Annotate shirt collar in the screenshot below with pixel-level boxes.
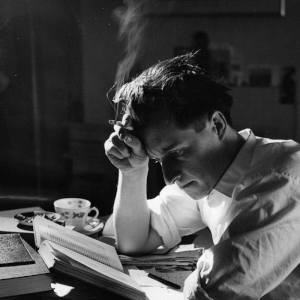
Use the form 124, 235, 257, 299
213, 129, 257, 198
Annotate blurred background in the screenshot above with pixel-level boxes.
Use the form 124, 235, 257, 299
0, 0, 299, 214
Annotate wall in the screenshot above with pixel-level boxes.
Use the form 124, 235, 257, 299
1, 0, 299, 200
0, 0, 82, 195
81, 0, 123, 128
82, 0, 300, 141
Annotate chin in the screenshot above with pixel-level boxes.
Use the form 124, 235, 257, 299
178, 181, 210, 200
184, 188, 208, 200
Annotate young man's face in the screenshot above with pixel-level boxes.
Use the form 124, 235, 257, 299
143, 115, 229, 200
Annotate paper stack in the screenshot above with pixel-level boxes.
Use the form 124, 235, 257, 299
119, 244, 204, 272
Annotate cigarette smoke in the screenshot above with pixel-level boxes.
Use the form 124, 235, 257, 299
113, 0, 155, 119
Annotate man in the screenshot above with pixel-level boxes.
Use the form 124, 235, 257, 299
104, 52, 300, 299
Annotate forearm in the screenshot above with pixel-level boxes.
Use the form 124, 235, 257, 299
104, 116, 161, 254
102, 215, 114, 237
113, 167, 151, 254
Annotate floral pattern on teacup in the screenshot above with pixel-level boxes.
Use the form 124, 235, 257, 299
73, 212, 85, 219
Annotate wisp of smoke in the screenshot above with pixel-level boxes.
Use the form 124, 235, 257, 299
112, 0, 152, 120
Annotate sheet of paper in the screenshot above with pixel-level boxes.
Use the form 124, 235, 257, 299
125, 266, 192, 289
148, 268, 192, 287
125, 266, 167, 288
142, 287, 183, 300
119, 243, 201, 263
142, 287, 172, 300
33, 216, 123, 272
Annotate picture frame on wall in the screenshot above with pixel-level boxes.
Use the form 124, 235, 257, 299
247, 64, 281, 87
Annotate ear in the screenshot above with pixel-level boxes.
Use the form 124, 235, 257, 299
210, 111, 227, 140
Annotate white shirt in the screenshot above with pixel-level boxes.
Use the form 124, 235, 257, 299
147, 129, 300, 299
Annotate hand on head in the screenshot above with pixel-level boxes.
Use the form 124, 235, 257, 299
105, 114, 149, 174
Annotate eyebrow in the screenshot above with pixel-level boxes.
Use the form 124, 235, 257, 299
147, 140, 183, 160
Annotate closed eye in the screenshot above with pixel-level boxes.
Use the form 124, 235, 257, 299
149, 148, 183, 163
170, 148, 183, 156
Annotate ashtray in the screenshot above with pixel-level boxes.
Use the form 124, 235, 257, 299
14, 211, 61, 227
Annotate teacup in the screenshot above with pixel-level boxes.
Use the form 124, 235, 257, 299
54, 198, 99, 232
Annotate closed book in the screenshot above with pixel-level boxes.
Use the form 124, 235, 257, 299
0, 233, 34, 266
0, 234, 53, 298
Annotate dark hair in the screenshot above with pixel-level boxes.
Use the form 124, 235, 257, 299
113, 52, 233, 133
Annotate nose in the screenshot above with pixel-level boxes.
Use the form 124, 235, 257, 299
161, 158, 181, 185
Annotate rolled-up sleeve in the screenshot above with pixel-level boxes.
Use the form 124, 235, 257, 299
147, 184, 206, 249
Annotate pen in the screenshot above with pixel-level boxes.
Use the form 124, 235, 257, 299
147, 273, 181, 290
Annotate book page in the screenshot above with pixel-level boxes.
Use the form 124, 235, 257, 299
33, 216, 123, 272
173, 244, 204, 256
39, 240, 143, 292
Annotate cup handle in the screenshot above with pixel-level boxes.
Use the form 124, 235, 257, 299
88, 206, 99, 219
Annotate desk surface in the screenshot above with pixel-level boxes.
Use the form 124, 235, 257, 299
5, 273, 184, 300
0, 206, 186, 300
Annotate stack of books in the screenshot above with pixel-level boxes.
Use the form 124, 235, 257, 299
0, 233, 53, 298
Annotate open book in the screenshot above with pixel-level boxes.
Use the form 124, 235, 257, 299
33, 216, 146, 300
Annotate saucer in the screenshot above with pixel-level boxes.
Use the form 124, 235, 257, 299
81, 217, 105, 235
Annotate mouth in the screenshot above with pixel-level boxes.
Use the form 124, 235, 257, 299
178, 181, 193, 190
178, 181, 202, 200
177, 181, 210, 200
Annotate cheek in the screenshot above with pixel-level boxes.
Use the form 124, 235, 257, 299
184, 149, 222, 180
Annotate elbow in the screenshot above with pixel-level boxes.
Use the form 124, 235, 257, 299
116, 241, 145, 256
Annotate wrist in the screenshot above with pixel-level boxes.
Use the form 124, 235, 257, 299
120, 164, 148, 180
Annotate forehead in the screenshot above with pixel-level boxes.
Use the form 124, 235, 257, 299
142, 119, 194, 158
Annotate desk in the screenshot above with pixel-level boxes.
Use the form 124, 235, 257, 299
0, 207, 189, 300
0, 206, 44, 247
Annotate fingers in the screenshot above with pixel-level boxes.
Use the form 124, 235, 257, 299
111, 130, 144, 156
113, 125, 128, 140
108, 120, 134, 131
122, 114, 134, 129
106, 115, 147, 166
183, 270, 213, 300
109, 114, 134, 140
109, 114, 134, 131
105, 128, 146, 163
105, 132, 130, 159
